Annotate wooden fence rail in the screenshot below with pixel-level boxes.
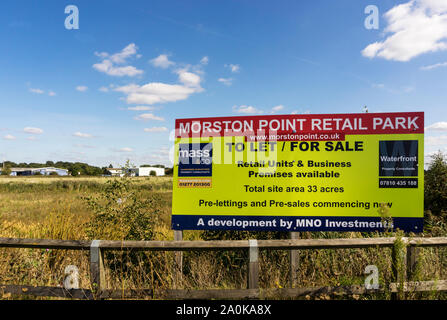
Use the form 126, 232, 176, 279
1, 236, 447, 300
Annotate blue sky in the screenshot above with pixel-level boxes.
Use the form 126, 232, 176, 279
1, 0, 447, 167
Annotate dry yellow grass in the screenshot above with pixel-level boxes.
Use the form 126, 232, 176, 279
0, 176, 446, 299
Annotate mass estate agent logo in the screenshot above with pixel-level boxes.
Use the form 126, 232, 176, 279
178, 143, 213, 177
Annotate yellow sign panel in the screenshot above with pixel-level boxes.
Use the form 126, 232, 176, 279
172, 112, 424, 232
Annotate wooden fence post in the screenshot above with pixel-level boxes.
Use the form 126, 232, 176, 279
173, 230, 183, 289
391, 238, 407, 300
406, 245, 419, 281
290, 232, 300, 288
248, 239, 259, 289
90, 240, 105, 298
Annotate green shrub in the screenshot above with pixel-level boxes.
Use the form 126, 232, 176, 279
83, 178, 158, 241
82, 177, 160, 278
0, 167, 11, 175
425, 152, 447, 215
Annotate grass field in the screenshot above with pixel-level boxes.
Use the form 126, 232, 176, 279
0, 176, 446, 299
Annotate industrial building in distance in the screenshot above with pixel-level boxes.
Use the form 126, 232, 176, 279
106, 167, 165, 177
0, 167, 69, 176
0, 166, 166, 177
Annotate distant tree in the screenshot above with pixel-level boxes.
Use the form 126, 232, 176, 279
141, 164, 165, 168
121, 159, 136, 177
5, 161, 16, 168
46, 161, 55, 167
425, 151, 447, 214
29, 163, 41, 168
108, 164, 113, 168
149, 170, 157, 176
70, 163, 82, 176
164, 167, 173, 175
1, 166, 11, 176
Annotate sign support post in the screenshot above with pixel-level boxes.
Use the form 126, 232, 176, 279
289, 232, 300, 287
173, 230, 183, 289
248, 239, 259, 289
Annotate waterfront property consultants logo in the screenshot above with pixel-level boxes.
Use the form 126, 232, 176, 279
379, 140, 418, 177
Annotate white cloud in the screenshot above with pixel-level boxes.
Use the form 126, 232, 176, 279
270, 105, 285, 113
112, 55, 205, 106
29, 88, 44, 94
177, 70, 202, 88
144, 127, 168, 132
23, 127, 43, 134
426, 122, 447, 131
93, 43, 143, 77
115, 70, 203, 105
150, 54, 175, 69
226, 64, 240, 73
94, 51, 109, 59
232, 105, 263, 114
73, 132, 93, 138
200, 56, 209, 65
218, 78, 233, 86
115, 147, 134, 153
93, 60, 143, 77
134, 113, 165, 121
48, 91, 56, 96
127, 106, 154, 111
425, 135, 447, 146
99, 86, 109, 92
76, 86, 88, 92
3, 134, 16, 140
362, 0, 447, 62
117, 83, 201, 105
95, 43, 138, 64
110, 43, 138, 63
420, 61, 447, 70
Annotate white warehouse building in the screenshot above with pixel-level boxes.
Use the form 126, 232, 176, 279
132, 167, 165, 177
107, 167, 165, 177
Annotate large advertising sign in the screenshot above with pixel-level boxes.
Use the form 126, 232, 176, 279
172, 112, 424, 232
